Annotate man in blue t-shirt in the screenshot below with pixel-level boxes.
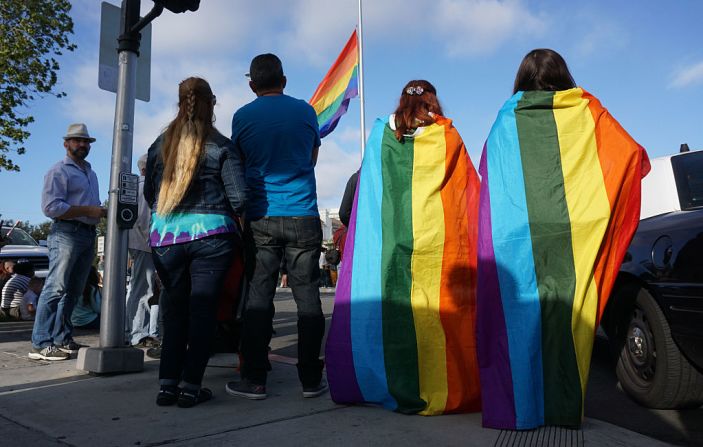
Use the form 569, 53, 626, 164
226, 53, 327, 401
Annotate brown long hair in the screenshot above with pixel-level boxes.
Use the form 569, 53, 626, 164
156, 77, 216, 215
513, 49, 576, 94
393, 80, 443, 142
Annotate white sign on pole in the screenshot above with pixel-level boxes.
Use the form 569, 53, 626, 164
98, 2, 151, 102
97, 236, 105, 256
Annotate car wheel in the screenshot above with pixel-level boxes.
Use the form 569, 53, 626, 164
615, 287, 703, 409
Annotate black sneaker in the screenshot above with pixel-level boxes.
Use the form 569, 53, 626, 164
28, 345, 70, 361
133, 337, 159, 348
156, 385, 180, 406
177, 387, 213, 408
225, 379, 267, 400
302, 378, 329, 398
58, 340, 87, 354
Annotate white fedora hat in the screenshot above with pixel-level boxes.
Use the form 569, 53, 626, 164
63, 123, 96, 142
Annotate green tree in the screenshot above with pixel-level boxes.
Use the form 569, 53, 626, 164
25, 220, 52, 242
0, 0, 76, 172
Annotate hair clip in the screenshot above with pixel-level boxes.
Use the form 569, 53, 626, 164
405, 86, 424, 96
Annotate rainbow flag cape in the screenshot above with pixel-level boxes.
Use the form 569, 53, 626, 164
476, 88, 650, 429
309, 30, 359, 138
325, 115, 482, 415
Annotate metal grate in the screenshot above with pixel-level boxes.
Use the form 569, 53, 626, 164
494, 426, 584, 447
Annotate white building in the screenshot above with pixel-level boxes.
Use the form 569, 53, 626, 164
319, 208, 340, 242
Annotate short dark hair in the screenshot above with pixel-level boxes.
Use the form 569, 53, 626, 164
513, 49, 576, 94
13, 259, 34, 277
248, 53, 284, 91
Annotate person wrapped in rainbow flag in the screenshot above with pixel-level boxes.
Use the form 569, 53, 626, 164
476, 49, 650, 429
325, 80, 482, 415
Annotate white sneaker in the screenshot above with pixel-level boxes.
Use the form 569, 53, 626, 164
28, 345, 70, 361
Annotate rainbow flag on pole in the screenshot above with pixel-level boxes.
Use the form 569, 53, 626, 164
476, 88, 649, 429
309, 30, 359, 138
325, 115, 482, 415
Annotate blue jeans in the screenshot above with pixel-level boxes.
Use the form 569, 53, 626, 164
152, 234, 237, 389
32, 221, 96, 348
240, 216, 324, 387
126, 249, 157, 344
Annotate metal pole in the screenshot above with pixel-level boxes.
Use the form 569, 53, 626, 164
357, 0, 366, 159
77, 0, 144, 373
101, 48, 137, 348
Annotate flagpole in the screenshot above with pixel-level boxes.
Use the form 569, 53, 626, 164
357, 0, 366, 159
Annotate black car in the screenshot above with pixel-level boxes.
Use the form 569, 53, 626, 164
602, 148, 703, 409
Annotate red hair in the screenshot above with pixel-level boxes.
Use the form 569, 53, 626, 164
393, 80, 443, 141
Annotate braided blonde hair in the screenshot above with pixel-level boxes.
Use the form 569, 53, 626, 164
156, 77, 215, 215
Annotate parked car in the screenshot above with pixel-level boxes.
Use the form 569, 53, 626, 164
602, 148, 703, 409
0, 226, 50, 278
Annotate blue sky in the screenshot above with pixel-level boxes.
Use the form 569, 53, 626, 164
2, 0, 703, 224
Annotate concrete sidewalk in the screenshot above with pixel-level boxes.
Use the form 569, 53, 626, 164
0, 295, 673, 447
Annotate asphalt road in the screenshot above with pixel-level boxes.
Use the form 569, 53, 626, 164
271, 289, 703, 447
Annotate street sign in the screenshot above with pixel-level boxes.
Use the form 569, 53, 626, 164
98, 2, 151, 102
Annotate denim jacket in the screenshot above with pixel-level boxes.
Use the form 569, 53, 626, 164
144, 131, 246, 217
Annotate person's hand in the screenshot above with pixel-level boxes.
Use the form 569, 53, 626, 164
86, 206, 107, 219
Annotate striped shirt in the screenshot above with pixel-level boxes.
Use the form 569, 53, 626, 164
1, 274, 31, 308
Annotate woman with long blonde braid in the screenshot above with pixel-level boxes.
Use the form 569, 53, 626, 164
144, 77, 246, 408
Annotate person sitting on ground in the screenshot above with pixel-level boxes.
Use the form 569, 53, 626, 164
70, 266, 101, 330
1, 259, 34, 321
20, 277, 44, 321
0, 260, 15, 292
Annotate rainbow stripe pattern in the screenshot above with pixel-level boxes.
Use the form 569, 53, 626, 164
476, 88, 649, 429
309, 30, 358, 138
325, 115, 482, 415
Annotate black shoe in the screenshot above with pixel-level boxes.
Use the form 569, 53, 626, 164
146, 346, 161, 359
156, 385, 180, 406
302, 378, 329, 398
225, 379, 267, 400
177, 387, 213, 408
58, 340, 88, 354
133, 337, 160, 348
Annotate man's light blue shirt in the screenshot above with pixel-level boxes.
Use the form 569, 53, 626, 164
41, 156, 101, 225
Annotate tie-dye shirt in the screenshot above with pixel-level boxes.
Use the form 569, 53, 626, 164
149, 212, 238, 247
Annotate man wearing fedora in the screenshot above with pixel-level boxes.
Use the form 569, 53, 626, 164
29, 123, 107, 361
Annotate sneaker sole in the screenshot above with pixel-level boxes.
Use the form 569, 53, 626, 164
225, 387, 267, 400
28, 353, 69, 361
302, 388, 329, 398
57, 348, 80, 354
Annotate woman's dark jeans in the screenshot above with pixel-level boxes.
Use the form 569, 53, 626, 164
241, 216, 324, 388
152, 234, 237, 389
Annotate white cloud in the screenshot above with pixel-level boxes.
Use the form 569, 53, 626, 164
274, 0, 547, 64
670, 61, 703, 88
570, 12, 628, 57
143, 0, 271, 57
282, 0, 358, 65
433, 0, 546, 56
315, 138, 361, 209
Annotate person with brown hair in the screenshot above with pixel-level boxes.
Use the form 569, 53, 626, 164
144, 76, 246, 408
476, 49, 648, 429
325, 80, 482, 415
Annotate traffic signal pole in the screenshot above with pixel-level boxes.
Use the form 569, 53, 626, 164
78, 0, 160, 373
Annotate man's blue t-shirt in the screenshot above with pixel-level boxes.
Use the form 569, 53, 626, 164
231, 94, 321, 219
